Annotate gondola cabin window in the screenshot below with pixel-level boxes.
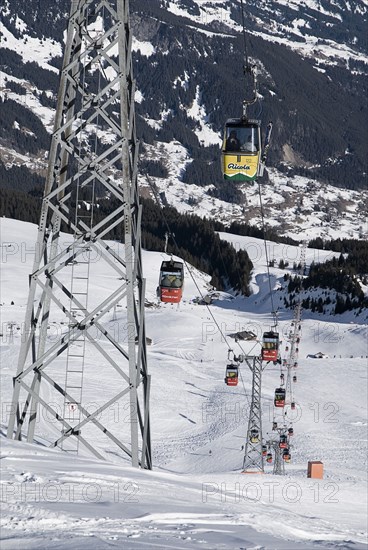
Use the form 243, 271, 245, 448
160, 271, 182, 289
159, 261, 184, 303
225, 126, 259, 153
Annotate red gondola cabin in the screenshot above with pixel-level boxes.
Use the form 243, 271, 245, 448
225, 364, 239, 386
274, 387, 286, 408
159, 260, 184, 303
261, 331, 279, 362
279, 435, 288, 449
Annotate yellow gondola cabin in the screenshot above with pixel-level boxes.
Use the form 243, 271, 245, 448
222, 118, 261, 182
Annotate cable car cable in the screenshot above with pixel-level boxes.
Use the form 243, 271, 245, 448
146, 176, 256, 409
240, 0, 249, 67
238, 0, 296, 456
146, 175, 234, 351
257, 181, 278, 328
238, 366, 252, 410
239, 0, 258, 114
234, 3, 278, 332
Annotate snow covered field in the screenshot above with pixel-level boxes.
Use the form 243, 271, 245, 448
0, 217, 367, 549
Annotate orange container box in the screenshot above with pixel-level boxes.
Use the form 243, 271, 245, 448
307, 461, 324, 479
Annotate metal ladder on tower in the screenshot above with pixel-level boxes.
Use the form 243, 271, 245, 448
60, 35, 97, 448
62, 249, 91, 451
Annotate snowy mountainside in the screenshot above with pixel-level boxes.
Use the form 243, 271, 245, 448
165, 0, 368, 67
0, 217, 367, 549
218, 231, 368, 321
0, 0, 367, 236
142, 161, 368, 240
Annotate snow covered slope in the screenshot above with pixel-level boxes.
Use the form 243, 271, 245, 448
0, 217, 367, 549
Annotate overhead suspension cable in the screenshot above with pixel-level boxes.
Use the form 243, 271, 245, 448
145, 176, 262, 386
240, 0, 249, 66
238, 362, 252, 409
146, 176, 233, 349
257, 181, 278, 328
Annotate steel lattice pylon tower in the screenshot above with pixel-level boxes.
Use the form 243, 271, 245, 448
270, 438, 285, 475
265, 429, 287, 475
7, 0, 151, 469
242, 356, 266, 473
